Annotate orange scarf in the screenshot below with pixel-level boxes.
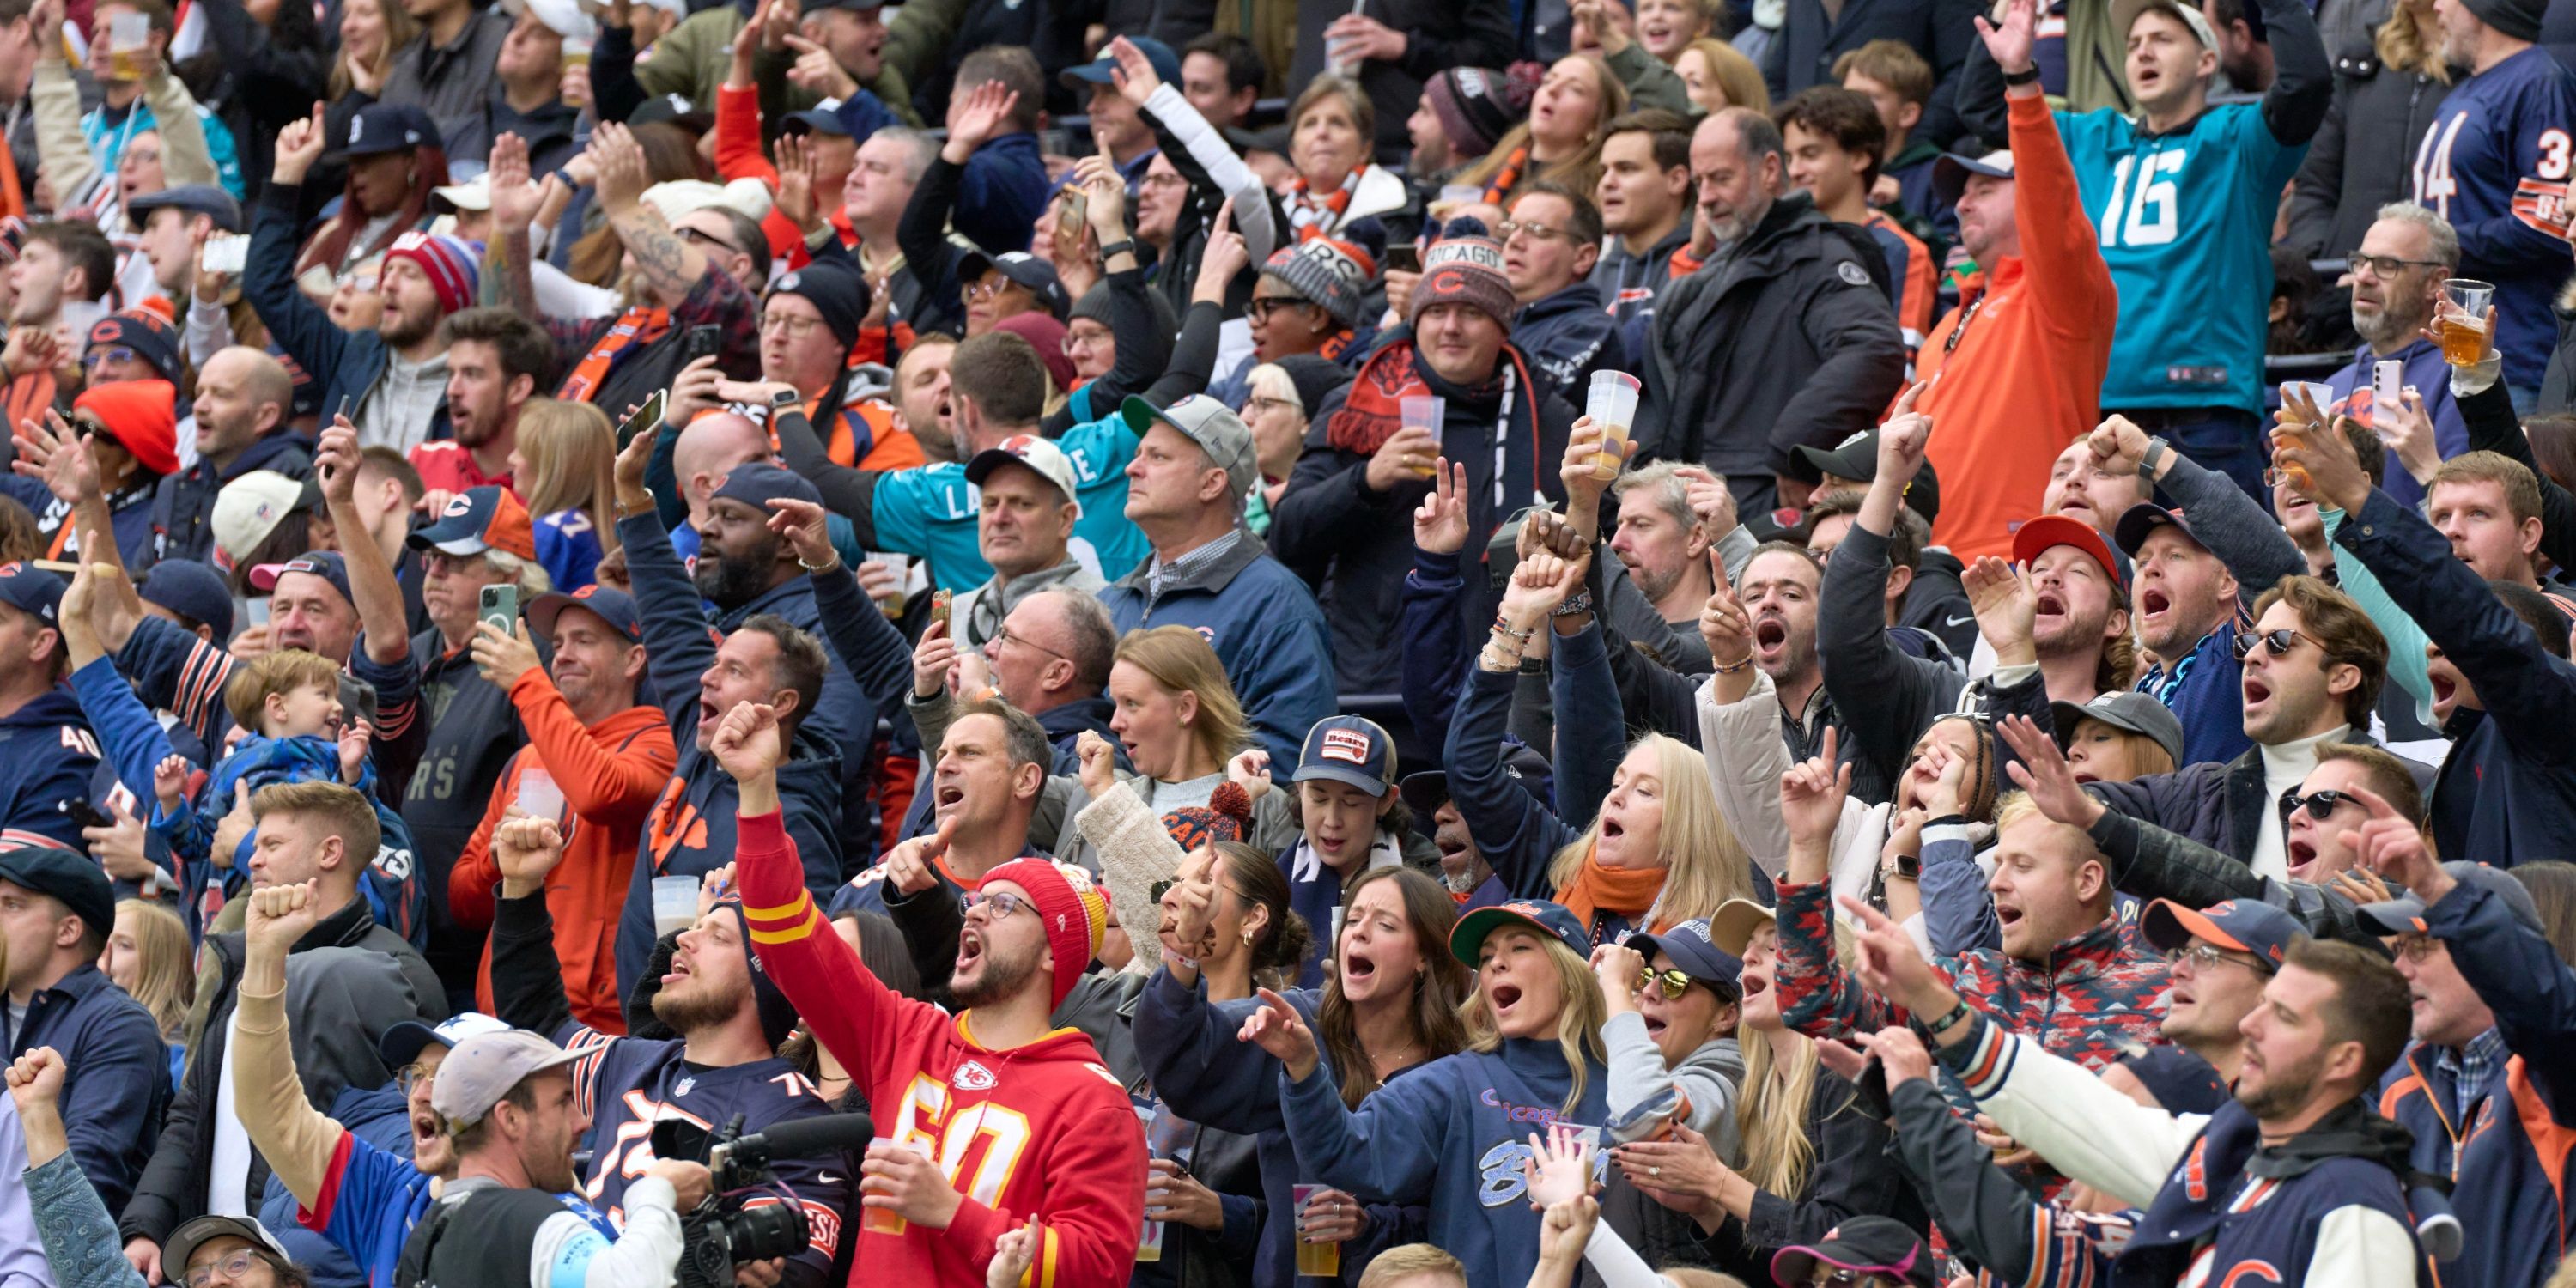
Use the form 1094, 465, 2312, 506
1553, 841, 1672, 939
556, 307, 672, 404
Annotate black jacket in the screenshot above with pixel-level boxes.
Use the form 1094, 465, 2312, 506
2280, 0, 2454, 259
119, 896, 445, 1248
1688, 1066, 1925, 1283
1267, 0, 1517, 161
2085, 726, 2399, 863
1269, 338, 1576, 694
1635, 193, 1905, 499
2085, 808, 2379, 948
1764, 0, 1983, 152
151, 431, 312, 566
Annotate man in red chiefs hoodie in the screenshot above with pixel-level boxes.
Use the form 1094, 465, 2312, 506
719, 698, 1145, 1287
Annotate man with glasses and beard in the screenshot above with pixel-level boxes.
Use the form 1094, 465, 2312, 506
2314, 205, 2465, 507
483, 813, 850, 1288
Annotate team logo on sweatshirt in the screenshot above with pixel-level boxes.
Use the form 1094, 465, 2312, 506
954, 1060, 998, 1091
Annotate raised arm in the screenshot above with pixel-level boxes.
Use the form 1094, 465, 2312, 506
483, 131, 544, 319
593, 122, 708, 309
319, 421, 410, 666
229, 882, 345, 1212
2253, 0, 2330, 147
1443, 549, 1588, 898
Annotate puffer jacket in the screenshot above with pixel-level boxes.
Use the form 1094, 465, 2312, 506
1772, 879, 2170, 1075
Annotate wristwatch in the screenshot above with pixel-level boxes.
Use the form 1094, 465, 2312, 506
614, 488, 657, 519
769, 386, 803, 411
2139, 436, 2172, 479
2002, 64, 2042, 86
1099, 239, 1137, 261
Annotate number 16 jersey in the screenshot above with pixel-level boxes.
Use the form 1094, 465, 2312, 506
2061, 101, 2305, 417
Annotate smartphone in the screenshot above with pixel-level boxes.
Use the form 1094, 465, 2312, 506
1384, 243, 1421, 275
2373, 360, 2403, 413
479, 584, 519, 636
617, 389, 670, 447
1057, 191, 1088, 242
679, 325, 722, 367
248, 596, 272, 629
62, 799, 112, 830
201, 234, 248, 276
929, 588, 951, 634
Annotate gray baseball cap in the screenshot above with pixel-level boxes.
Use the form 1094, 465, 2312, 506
163, 1216, 290, 1281
2359, 862, 2546, 937
430, 1030, 584, 1131
2051, 691, 2187, 770
1123, 394, 1258, 499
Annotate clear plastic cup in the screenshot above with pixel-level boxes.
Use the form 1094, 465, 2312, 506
1586, 371, 1642, 481
651, 875, 699, 938
1293, 1185, 1341, 1277
1399, 396, 1443, 478
514, 768, 565, 824
864, 1137, 935, 1235
2442, 279, 2495, 364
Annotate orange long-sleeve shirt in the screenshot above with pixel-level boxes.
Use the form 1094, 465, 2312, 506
451, 671, 677, 1033
1915, 90, 2120, 561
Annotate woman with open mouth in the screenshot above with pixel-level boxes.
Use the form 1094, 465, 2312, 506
1608, 898, 1916, 1285
1133, 866, 1472, 1288
1450, 545, 1762, 947
1449, 54, 1631, 208
1589, 921, 1750, 1268
1253, 898, 1610, 1288
1059, 626, 1256, 875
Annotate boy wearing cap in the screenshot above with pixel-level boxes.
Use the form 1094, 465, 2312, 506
449, 586, 677, 1033
722, 702, 1147, 1288
1955, 0, 2329, 500
1270, 714, 1415, 986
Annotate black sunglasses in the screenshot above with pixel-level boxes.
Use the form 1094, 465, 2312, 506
2231, 627, 2315, 661
2277, 787, 2357, 823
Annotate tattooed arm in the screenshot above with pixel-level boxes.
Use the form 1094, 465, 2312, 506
486, 132, 544, 317
589, 121, 708, 310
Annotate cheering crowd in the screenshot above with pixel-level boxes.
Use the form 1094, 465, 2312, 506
0, 0, 2572, 1281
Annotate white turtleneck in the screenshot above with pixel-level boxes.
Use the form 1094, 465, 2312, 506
2252, 726, 2350, 880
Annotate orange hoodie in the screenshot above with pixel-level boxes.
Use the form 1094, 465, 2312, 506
450, 674, 677, 1033
1915, 90, 2120, 562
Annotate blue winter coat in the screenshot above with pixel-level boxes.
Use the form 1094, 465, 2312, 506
1098, 532, 1337, 769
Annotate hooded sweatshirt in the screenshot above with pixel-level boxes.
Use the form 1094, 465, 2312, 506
1277, 1035, 1611, 1288
736, 811, 1149, 1288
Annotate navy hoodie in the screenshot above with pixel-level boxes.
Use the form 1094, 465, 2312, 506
1511, 280, 1626, 401
2336, 487, 2576, 865
1278, 1032, 1609, 1288
0, 687, 100, 848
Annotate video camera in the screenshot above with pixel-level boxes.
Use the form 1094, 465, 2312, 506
651, 1110, 873, 1288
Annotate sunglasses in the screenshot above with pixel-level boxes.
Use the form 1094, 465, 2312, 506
1634, 966, 1697, 999
2231, 627, 2316, 661
2277, 787, 2357, 823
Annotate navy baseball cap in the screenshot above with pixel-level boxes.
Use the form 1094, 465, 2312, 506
2113, 501, 2210, 558
1062, 35, 1181, 90
1450, 898, 1591, 966
378, 1012, 514, 1069
2360, 862, 2547, 936
330, 102, 441, 161
0, 561, 64, 624
141, 559, 235, 639
248, 551, 353, 605
408, 486, 538, 561
2142, 897, 2305, 969
957, 250, 1071, 319
1625, 917, 1744, 992
1771, 1216, 1935, 1288
0, 839, 114, 943
780, 107, 851, 137
1295, 715, 1396, 798
712, 462, 823, 511
527, 585, 645, 643
126, 183, 242, 234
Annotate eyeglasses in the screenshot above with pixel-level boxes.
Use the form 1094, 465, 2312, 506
962, 890, 1034, 920
2231, 627, 2316, 661
991, 625, 1066, 661
183, 1249, 265, 1288
83, 346, 136, 368
2168, 943, 2272, 976
964, 277, 1018, 302
1633, 965, 1697, 999
1061, 327, 1113, 354
758, 311, 827, 337
1498, 218, 1574, 243
2277, 787, 2359, 823
1242, 395, 1300, 418
1247, 297, 1316, 321
677, 225, 745, 258
2392, 933, 2442, 963
396, 1060, 438, 1095
2349, 252, 2445, 278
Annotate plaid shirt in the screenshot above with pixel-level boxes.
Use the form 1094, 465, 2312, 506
1147, 528, 1245, 604
2433, 1026, 2508, 1124
1773, 878, 2172, 1074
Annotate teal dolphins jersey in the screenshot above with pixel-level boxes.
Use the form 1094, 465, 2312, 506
2060, 102, 2306, 415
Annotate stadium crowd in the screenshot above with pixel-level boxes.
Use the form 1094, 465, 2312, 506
0, 0, 2573, 1281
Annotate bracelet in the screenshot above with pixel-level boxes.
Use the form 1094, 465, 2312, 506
1914, 997, 1971, 1037
1712, 655, 1753, 674
799, 554, 841, 573
2001, 64, 2042, 85
1492, 617, 1535, 641
1098, 239, 1136, 261
1549, 592, 1595, 618
613, 489, 656, 519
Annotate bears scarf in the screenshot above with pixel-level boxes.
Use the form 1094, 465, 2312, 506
1326, 337, 1545, 515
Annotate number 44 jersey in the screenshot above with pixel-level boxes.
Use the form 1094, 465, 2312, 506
2412, 45, 2576, 392
2060, 100, 2306, 419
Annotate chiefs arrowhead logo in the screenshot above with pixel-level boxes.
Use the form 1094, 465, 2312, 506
953, 1060, 997, 1091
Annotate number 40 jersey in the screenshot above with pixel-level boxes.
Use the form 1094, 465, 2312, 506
2061, 100, 2306, 419
2412, 45, 2576, 392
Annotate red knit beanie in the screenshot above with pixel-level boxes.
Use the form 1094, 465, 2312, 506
73, 379, 179, 477
978, 859, 1110, 1010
